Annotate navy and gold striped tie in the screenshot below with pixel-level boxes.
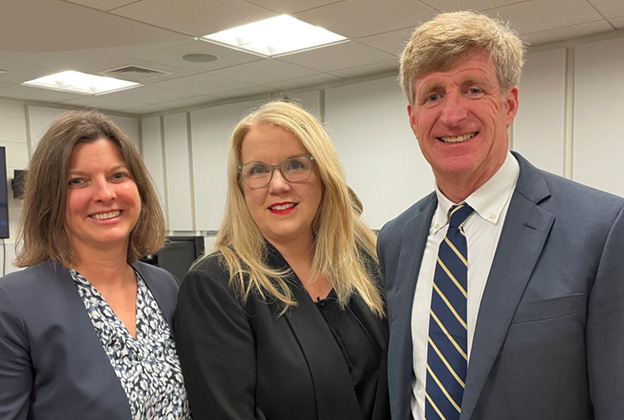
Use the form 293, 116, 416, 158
425, 204, 473, 420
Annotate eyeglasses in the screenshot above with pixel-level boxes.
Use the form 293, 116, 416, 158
238, 155, 315, 189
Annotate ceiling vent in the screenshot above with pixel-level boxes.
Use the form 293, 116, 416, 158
100, 65, 171, 82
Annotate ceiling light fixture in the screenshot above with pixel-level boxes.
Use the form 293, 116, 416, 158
200, 15, 348, 57
21, 71, 142, 95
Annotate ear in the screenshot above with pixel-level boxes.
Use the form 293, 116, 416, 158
505, 86, 519, 127
407, 104, 417, 135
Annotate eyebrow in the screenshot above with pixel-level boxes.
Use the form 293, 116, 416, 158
67, 164, 129, 175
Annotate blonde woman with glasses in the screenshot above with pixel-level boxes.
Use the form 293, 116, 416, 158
175, 101, 390, 420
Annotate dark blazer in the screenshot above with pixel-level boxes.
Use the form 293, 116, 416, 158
378, 152, 624, 420
0, 261, 180, 420
175, 246, 390, 420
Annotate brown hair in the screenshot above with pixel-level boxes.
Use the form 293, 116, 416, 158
400, 10, 527, 105
208, 100, 384, 317
16, 109, 165, 267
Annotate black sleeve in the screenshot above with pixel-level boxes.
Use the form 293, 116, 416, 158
174, 257, 258, 419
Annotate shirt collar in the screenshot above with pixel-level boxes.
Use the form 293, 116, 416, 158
432, 151, 519, 232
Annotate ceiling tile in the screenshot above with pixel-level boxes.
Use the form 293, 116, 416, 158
0, 0, 187, 53
265, 73, 344, 90
243, 0, 343, 14
64, 0, 138, 11
60, 96, 147, 112
587, 0, 624, 18
277, 41, 395, 72
209, 59, 320, 85
486, 0, 603, 35
293, 0, 436, 39
112, 0, 276, 37
106, 85, 200, 104
329, 60, 398, 79
419, 0, 525, 12
524, 20, 614, 45
158, 96, 222, 109
151, 72, 255, 95
0, 85, 84, 102
356, 27, 414, 55
133, 39, 264, 72
611, 16, 624, 29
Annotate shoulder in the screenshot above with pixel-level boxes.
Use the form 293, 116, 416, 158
179, 252, 236, 298
0, 262, 68, 299
378, 192, 436, 241
515, 154, 624, 222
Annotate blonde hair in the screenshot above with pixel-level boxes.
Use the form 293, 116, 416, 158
208, 101, 384, 317
400, 10, 527, 105
16, 109, 165, 267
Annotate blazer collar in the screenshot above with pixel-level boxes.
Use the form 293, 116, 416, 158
460, 152, 554, 420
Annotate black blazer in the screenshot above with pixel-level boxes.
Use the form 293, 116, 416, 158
175, 246, 390, 420
0, 261, 180, 420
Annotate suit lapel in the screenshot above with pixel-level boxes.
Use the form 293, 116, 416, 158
460, 153, 555, 420
268, 249, 363, 420
388, 194, 437, 420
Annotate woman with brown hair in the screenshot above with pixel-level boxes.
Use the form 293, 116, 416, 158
175, 101, 389, 420
0, 110, 191, 420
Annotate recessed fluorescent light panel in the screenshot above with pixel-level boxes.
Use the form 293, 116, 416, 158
201, 15, 348, 57
22, 71, 142, 95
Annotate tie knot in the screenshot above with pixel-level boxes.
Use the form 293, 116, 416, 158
448, 204, 473, 229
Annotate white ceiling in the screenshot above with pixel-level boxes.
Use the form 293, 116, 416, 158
0, 0, 622, 116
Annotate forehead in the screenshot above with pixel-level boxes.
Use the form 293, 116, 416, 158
69, 137, 126, 168
241, 123, 306, 161
415, 50, 499, 91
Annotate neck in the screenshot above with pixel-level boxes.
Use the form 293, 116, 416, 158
72, 246, 133, 289
435, 155, 506, 203
268, 234, 315, 267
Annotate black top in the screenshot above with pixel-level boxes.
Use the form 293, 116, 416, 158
175, 247, 390, 420
316, 289, 382, 420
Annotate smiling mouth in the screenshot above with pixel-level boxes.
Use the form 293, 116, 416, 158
90, 210, 121, 220
438, 132, 478, 143
269, 203, 296, 211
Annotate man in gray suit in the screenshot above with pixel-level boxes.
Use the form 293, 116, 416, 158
377, 11, 624, 420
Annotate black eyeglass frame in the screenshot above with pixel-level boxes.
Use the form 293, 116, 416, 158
237, 155, 315, 189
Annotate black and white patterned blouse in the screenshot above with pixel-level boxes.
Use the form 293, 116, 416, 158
71, 269, 191, 420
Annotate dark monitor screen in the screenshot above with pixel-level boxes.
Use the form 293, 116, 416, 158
0, 147, 9, 239
142, 236, 205, 282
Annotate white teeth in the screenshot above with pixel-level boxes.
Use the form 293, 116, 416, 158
270, 203, 295, 211
91, 211, 120, 220
440, 133, 477, 143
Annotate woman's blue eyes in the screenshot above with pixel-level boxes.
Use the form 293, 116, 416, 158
249, 165, 269, 175
286, 160, 306, 170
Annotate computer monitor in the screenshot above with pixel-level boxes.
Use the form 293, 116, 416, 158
0, 148, 9, 239
142, 236, 205, 282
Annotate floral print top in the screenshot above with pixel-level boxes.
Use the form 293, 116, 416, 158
70, 269, 191, 420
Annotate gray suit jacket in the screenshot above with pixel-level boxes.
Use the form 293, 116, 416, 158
377, 152, 624, 420
0, 261, 179, 420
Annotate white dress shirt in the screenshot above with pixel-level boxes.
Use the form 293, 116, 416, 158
410, 152, 520, 419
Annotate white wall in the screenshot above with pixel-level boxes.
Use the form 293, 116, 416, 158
573, 36, 624, 197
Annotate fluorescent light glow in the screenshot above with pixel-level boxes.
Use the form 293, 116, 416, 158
201, 15, 348, 57
21, 71, 142, 95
